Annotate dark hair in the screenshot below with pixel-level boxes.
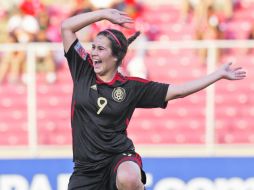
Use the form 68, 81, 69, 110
97, 29, 140, 66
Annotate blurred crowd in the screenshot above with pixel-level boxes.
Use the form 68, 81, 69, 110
0, 0, 148, 84
181, 0, 254, 64
0, 0, 61, 84
182, 0, 238, 64
0, 0, 253, 84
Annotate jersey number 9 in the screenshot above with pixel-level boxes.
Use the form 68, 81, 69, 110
97, 97, 108, 114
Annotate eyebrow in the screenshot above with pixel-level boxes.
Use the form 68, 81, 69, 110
92, 44, 106, 48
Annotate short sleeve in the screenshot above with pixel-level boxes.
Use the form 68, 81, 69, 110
135, 81, 169, 108
64, 39, 93, 82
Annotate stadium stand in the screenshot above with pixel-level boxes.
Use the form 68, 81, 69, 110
0, 1, 253, 147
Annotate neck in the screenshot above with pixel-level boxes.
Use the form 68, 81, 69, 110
97, 69, 118, 83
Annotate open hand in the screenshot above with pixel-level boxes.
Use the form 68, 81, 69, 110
219, 62, 246, 80
102, 9, 134, 28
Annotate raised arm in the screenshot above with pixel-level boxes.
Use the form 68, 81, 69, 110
61, 9, 134, 53
165, 62, 246, 101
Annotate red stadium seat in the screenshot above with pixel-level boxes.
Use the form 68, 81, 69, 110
0, 2, 254, 147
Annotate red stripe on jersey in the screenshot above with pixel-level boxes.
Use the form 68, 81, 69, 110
87, 54, 93, 67
126, 76, 150, 84
96, 72, 127, 85
95, 73, 149, 86
71, 100, 76, 120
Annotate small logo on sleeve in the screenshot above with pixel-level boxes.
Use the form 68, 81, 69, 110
112, 87, 126, 102
74, 42, 87, 60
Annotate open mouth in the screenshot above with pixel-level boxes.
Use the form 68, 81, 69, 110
94, 60, 102, 64
93, 60, 103, 70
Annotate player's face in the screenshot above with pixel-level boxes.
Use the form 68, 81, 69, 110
91, 35, 117, 76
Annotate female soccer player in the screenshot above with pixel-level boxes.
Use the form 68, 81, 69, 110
61, 9, 246, 190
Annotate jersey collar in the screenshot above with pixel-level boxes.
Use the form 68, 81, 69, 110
96, 72, 127, 86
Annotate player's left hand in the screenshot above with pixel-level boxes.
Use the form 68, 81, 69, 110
219, 62, 246, 80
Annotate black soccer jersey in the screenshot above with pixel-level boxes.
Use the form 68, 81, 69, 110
64, 39, 169, 171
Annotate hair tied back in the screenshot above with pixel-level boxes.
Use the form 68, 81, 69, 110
127, 31, 141, 46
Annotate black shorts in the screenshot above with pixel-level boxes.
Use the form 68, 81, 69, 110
68, 151, 146, 190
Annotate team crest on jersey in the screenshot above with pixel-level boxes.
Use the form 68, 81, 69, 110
112, 87, 126, 102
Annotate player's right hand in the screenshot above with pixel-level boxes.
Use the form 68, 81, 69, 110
101, 9, 134, 29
